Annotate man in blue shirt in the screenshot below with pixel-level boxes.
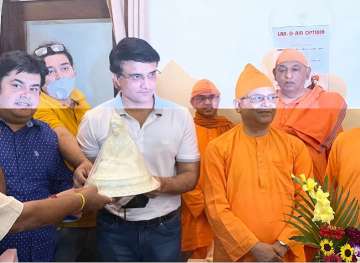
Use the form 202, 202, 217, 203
0, 50, 73, 261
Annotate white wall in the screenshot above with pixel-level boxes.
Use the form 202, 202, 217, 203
146, 0, 360, 108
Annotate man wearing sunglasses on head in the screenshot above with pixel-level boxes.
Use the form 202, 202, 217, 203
33, 42, 95, 262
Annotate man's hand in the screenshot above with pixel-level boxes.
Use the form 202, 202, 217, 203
250, 242, 283, 262
76, 185, 112, 214
0, 167, 5, 194
73, 159, 92, 187
272, 241, 288, 258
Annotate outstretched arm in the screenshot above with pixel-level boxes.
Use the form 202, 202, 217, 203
11, 185, 111, 233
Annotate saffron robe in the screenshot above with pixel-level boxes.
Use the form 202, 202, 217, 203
326, 128, 360, 223
181, 113, 233, 255
203, 124, 313, 261
272, 85, 346, 183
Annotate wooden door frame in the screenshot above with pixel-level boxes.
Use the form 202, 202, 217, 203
0, 0, 128, 53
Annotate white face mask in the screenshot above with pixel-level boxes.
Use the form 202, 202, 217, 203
46, 77, 75, 100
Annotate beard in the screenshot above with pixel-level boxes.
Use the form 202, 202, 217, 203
197, 107, 218, 118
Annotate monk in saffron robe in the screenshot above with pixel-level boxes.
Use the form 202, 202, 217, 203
326, 128, 360, 222
203, 64, 313, 262
181, 79, 234, 259
272, 49, 346, 183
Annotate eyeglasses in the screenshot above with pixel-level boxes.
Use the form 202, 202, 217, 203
34, 44, 65, 57
118, 70, 161, 82
241, 94, 279, 104
193, 94, 220, 103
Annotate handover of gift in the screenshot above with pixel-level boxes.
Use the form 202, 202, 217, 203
85, 111, 160, 198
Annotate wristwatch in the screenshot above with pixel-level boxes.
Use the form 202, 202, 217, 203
279, 240, 288, 247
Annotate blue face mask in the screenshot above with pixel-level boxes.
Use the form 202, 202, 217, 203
46, 77, 76, 100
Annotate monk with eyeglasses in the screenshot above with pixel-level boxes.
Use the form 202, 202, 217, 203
181, 79, 233, 260
202, 64, 313, 262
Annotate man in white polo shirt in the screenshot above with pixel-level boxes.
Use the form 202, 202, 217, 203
77, 37, 200, 262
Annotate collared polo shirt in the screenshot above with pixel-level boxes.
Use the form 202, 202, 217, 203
77, 95, 199, 221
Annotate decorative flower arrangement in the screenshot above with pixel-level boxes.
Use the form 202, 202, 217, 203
288, 174, 360, 262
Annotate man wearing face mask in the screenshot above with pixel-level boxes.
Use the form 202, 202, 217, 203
33, 42, 95, 261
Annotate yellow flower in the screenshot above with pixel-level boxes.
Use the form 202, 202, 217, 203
320, 239, 334, 256
312, 187, 334, 224
302, 177, 317, 192
340, 244, 354, 262
314, 187, 330, 203
313, 203, 334, 224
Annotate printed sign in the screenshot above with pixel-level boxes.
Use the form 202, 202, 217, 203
272, 25, 330, 74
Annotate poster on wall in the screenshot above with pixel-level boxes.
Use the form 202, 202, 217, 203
272, 25, 330, 75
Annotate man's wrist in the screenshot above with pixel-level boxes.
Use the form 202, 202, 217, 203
77, 158, 88, 166
278, 240, 288, 247
75, 192, 86, 211
153, 176, 166, 193
277, 240, 289, 254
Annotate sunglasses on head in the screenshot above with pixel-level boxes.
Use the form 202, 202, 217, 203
34, 44, 65, 57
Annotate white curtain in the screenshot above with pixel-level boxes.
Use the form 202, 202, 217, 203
127, 0, 146, 38
106, 0, 146, 43
106, 0, 127, 43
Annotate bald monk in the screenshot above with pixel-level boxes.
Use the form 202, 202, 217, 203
272, 49, 346, 183
326, 128, 360, 222
181, 79, 234, 259
203, 64, 313, 262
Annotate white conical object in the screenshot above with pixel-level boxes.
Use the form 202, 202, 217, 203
86, 110, 160, 197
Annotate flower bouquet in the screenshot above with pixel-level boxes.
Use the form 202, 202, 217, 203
288, 174, 359, 262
